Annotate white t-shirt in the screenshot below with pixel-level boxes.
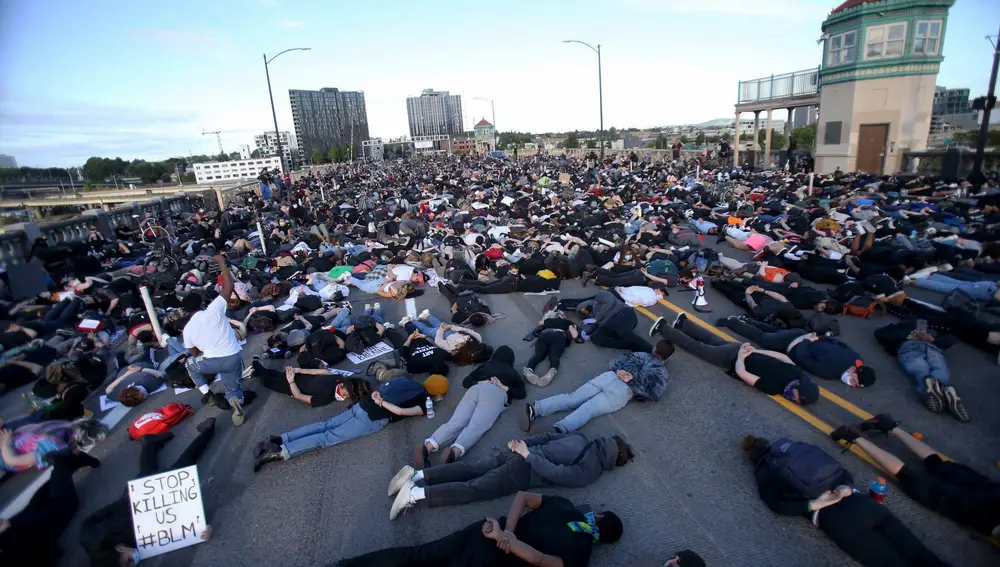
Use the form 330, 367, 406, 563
615, 286, 660, 307
183, 296, 241, 358
391, 265, 415, 281
487, 226, 510, 240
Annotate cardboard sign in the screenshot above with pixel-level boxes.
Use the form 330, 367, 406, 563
346, 341, 394, 364
558, 173, 571, 183
128, 465, 207, 560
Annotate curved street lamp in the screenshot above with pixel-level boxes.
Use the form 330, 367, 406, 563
562, 40, 604, 159
264, 48, 311, 172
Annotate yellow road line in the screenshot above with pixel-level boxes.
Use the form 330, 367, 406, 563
635, 302, 889, 473
657, 298, 874, 419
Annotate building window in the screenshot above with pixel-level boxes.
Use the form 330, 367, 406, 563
865, 22, 907, 59
828, 31, 856, 66
824, 121, 843, 145
914, 20, 941, 55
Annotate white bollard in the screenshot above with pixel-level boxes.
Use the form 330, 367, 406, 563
139, 286, 165, 344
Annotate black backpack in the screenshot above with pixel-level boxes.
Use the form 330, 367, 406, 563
762, 438, 852, 499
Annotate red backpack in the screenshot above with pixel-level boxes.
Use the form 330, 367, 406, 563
128, 403, 194, 440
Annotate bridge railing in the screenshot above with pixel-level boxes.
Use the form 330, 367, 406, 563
559, 148, 707, 161
738, 68, 820, 104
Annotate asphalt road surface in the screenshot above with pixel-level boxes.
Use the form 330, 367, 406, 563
2, 244, 998, 567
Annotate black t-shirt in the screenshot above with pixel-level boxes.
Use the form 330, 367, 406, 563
543, 318, 573, 332
407, 338, 447, 370
741, 353, 802, 395
785, 286, 827, 310
259, 371, 340, 407
0, 330, 31, 350
358, 392, 427, 422
513, 496, 593, 567
0, 363, 37, 388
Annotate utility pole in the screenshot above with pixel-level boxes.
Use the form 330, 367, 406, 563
972, 25, 1000, 180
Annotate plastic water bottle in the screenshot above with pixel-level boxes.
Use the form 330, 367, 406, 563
425, 397, 435, 419
869, 477, 888, 503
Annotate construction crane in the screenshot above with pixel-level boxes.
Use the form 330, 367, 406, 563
201, 129, 261, 156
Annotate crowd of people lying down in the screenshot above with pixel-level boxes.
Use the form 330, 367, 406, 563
1, 152, 999, 567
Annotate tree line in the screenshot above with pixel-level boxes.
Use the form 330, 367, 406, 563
310, 144, 354, 164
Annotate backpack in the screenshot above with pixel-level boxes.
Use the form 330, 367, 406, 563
843, 296, 884, 318
128, 403, 194, 440
646, 259, 678, 277
295, 294, 322, 312
379, 377, 425, 405
762, 438, 852, 499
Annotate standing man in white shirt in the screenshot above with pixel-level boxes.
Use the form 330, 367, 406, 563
183, 254, 254, 425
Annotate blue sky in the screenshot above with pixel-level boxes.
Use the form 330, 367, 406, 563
1, 0, 998, 166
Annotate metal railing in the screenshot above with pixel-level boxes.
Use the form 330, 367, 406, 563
738, 68, 820, 104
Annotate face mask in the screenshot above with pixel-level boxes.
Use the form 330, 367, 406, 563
782, 380, 800, 402
840, 368, 855, 386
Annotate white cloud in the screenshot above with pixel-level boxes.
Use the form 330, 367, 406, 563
616, 0, 831, 19
278, 20, 303, 29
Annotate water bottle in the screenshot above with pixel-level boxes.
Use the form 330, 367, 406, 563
869, 477, 888, 503
425, 397, 435, 419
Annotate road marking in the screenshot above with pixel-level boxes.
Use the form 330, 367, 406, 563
635, 301, 903, 474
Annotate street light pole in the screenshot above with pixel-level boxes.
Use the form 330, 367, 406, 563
264, 48, 311, 174
563, 40, 605, 160
972, 26, 1000, 180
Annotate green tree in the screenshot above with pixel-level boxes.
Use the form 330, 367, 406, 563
311, 148, 326, 164
607, 126, 620, 141
328, 146, 341, 163
562, 131, 581, 149
720, 132, 733, 141
585, 139, 598, 149
790, 124, 817, 149
679, 134, 690, 144
757, 129, 787, 151
654, 134, 668, 150
228, 151, 241, 161
695, 132, 706, 145
250, 148, 262, 159
181, 172, 196, 183
216, 152, 229, 162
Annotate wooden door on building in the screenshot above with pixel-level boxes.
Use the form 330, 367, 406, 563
856, 124, 889, 174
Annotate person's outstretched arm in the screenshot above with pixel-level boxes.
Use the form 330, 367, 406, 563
502, 491, 544, 534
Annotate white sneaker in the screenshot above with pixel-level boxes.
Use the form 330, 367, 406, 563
399, 316, 412, 326
388, 465, 415, 496
418, 309, 431, 321
389, 481, 416, 520
373, 303, 381, 312
364, 304, 371, 312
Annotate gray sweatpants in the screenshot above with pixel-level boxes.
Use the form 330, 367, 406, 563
428, 383, 506, 455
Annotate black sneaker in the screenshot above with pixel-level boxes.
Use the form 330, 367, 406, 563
715, 317, 731, 328
241, 391, 258, 406
942, 386, 970, 422
519, 402, 536, 432
649, 317, 665, 338
829, 424, 860, 448
859, 414, 899, 437
672, 312, 687, 330
923, 377, 944, 413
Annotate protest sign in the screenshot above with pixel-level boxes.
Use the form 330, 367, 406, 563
128, 465, 207, 560
558, 173, 571, 183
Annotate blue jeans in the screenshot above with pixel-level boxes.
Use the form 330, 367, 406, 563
414, 314, 454, 340
185, 351, 245, 402
348, 276, 385, 294
331, 309, 352, 333
533, 371, 632, 432
365, 306, 385, 324
280, 403, 387, 457
897, 340, 950, 395
914, 274, 997, 301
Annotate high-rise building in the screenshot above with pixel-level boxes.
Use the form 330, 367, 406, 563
406, 89, 464, 137
930, 86, 976, 134
289, 88, 370, 164
253, 131, 298, 168
0, 154, 17, 168
792, 106, 817, 128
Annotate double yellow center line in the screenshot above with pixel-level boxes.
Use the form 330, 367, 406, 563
632, 297, 952, 474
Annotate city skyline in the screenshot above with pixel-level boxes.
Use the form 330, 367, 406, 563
1, 0, 997, 166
